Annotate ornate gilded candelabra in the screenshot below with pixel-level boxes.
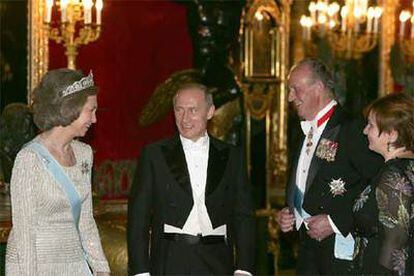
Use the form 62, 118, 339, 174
300, 0, 382, 59
43, 0, 103, 69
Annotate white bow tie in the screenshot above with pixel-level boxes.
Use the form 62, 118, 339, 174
183, 143, 207, 151
300, 120, 318, 136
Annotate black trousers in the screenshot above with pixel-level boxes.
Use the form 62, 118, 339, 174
160, 236, 233, 275
296, 225, 354, 275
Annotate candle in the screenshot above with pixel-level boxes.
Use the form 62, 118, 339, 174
353, 7, 362, 33
300, 16, 312, 40
45, 0, 53, 22
359, 0, 368, 16
373, 7, 382, 34
95, 0, 103, 25
366, 7, 374, 33
328, 2, 340, 19
309, 2, 317, 24
300, 15, 307, 39
60, 0, 69, 22
340, 6, 347, 32
83, 0, 93, 24
400, 11, 411, 38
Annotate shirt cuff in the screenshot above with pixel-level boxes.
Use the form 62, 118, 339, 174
327, 215, 340, 234
235, 269, 253, 276
133, 273, 150, 276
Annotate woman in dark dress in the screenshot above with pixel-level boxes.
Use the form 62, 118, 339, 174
353, 93, 414, 275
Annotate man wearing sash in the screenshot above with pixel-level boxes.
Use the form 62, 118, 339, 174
276, 58, 382, 274
127, 83, 255, 275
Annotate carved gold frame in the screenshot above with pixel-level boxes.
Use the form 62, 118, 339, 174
379, 0, 398, 96
241, 0, 290, 208
241, 1, 291, 271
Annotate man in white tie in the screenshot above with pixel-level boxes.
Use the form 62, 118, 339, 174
276, 58, 382, 274
127, 83, 255, 275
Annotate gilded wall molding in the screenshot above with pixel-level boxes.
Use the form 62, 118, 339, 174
241, 0, 290, 208
28, 0, 49, 105
379, 0, 398, 96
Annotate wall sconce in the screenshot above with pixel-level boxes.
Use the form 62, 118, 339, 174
44, 0, 103, 69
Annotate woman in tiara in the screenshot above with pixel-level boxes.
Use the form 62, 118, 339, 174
5, 69, 110, 275
352, 93, 414, 275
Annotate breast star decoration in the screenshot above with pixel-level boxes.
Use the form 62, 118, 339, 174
81, 161, 90, 175
316, 138, 338, 162
329, 178, 346, 197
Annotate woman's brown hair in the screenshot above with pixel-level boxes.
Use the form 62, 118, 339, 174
33, 69, 97, 131
365, 93, 414, 151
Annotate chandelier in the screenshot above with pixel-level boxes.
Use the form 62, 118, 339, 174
300, 0, 382, 59
44, 0, 103, 69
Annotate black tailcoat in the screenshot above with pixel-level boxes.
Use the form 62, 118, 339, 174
127, 136, 255, 275
286, 107, 382, 274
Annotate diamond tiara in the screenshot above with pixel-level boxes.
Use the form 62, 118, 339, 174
61, 71, 94, 98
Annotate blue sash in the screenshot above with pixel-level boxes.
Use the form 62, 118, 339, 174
28, 141, 82, 228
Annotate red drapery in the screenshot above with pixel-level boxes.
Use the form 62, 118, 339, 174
49, 0, 193, 199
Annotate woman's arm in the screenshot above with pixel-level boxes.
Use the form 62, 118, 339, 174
9, 149, 40, 275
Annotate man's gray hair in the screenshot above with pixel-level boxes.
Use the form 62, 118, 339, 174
294, 58, 335, 97
173, 83, 214, 107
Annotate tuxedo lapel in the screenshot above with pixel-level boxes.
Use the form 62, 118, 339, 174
287, 133, 305, 206
205, 138, 230, 196
161, 136, 192, 195
305, 108, 344, 193
304, 153, 322, 193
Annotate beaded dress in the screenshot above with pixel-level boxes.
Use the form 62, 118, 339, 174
5, 137, 109, 275
353, 158, 414, 275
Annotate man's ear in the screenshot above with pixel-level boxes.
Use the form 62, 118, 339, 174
207, 105, 215, 120
314, 79, 325, 93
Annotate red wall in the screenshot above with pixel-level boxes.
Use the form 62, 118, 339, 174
49, 0, 193, 198
49, 0, 192, 162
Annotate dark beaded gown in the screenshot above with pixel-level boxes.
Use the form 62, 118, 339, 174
353, 158, 414, 276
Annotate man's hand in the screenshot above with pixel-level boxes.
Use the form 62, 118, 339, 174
305, 214, 334, 241
276, 207, 295, 232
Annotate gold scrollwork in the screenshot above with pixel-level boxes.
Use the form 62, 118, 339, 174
328, 32, 378, 60
243, 83, 274, 120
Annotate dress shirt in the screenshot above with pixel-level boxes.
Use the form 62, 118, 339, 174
295, 100, 338, 230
